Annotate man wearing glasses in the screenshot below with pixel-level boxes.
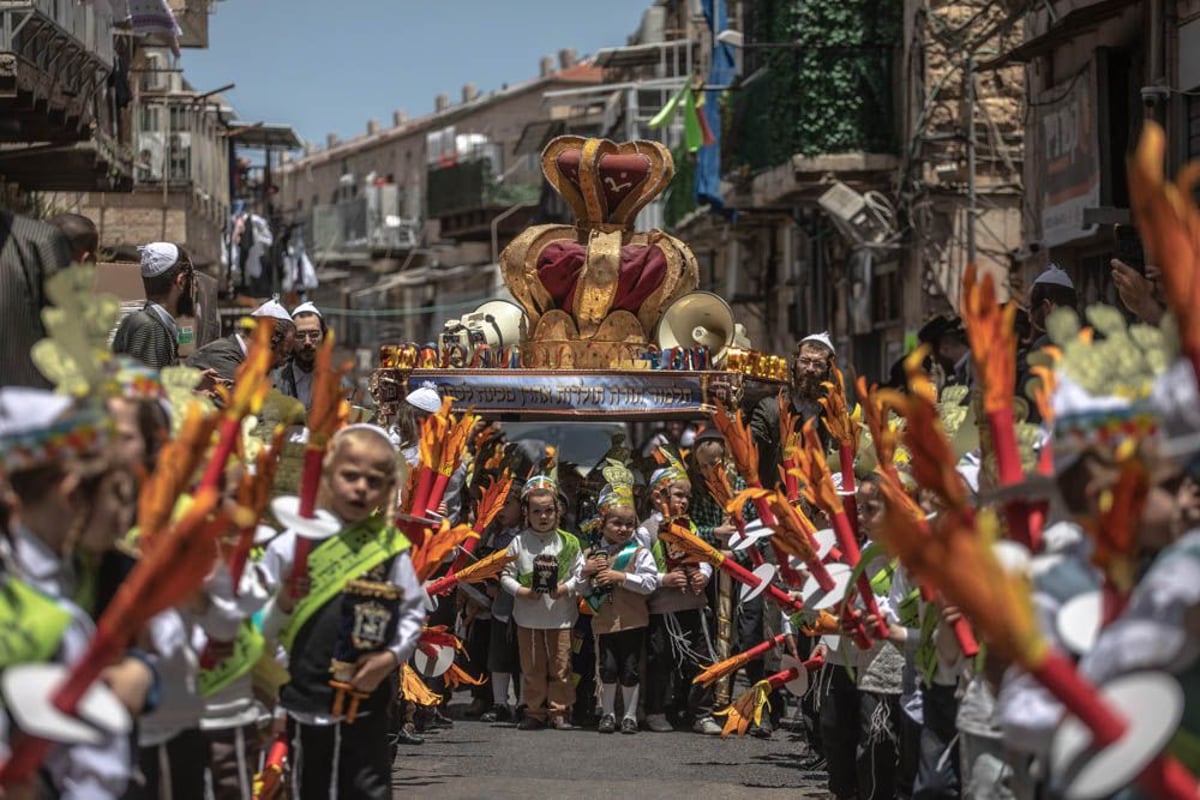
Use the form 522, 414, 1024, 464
750, 332, 836, 484
277, 301, 324, 409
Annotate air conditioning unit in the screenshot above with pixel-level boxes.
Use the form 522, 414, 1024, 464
817, 181, 892, 247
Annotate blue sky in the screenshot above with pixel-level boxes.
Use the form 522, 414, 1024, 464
183, 0, 655, 146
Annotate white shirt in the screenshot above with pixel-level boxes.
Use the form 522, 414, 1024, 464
499, 528, 584, 630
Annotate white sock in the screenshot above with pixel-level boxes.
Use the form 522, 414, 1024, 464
492, 672, 511, 706
620, 684, 639, 721
600, 683, 618, 716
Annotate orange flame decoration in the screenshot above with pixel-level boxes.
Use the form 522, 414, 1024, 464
859, 377, 900, 481
819, 364, 859, 451
765, 491, 820, 562
1129, 121, 1200, 370
307, 330, 352, 453
714, 679, 773, 738
799, 609, 840, 636
399, 663, 442, 706
793, 421, 843, 516
239, 426, 285, 520
1029, 351, 1061, 428
960, 263, 1018, 415
877, 483, 1045, 666
893, 359, 971, 514
438, 407, 480, 478
1088, 451, 1149, 595
711, 400, 760, 488
137, 402, 217, 547
416, 403, 450, 479
419, 625, 463, 651
431, 547, 515, 594
444, 662, 487, 690
411, 520, 479, 582
703, 463, 739, 517
659, 520, 722, 566
473, 470, 514, 533
777, 393, 803, 458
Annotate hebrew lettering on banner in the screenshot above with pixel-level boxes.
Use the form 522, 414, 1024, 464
417, 373, 705, 414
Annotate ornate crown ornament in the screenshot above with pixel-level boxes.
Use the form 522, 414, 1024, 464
500, 136, 699, 369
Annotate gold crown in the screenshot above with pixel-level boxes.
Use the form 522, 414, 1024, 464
501, 136, 699, 368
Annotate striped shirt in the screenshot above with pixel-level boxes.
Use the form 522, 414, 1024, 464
111, 303, 179, 370
0, 212, 73, 388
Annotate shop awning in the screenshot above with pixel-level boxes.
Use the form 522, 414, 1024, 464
978, 0, 1140, 70
226, 122, 301, 150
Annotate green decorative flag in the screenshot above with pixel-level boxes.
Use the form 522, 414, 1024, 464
649, 83, 716, 153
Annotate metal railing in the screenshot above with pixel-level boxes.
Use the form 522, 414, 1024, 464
302, 184, 420, 260
0, 0, 115, 67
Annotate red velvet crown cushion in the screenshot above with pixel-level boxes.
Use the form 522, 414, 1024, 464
535, 240, 668, 315
555, 151, 652, 220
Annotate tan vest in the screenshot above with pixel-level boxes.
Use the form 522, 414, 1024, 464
592, 582, 650, 634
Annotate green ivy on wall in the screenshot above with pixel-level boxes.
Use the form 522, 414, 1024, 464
727, 0, 902, 173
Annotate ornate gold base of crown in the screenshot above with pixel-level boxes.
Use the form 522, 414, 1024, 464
523, 309, 650, 370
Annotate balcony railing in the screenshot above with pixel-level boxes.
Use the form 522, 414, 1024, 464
426, 157, 541, 219
1, 0, 115, 68
304, 184, 420, 261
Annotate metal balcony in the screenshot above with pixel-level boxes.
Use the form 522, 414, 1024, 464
426, 157, 542, 240
304, 184, 420, 264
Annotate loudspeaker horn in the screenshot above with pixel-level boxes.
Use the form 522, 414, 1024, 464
655, 291, 736, 364
444, 299, 528, 350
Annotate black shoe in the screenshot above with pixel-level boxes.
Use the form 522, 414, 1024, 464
432, 709, 454, 728
598, 713, 616, 734
750, 718, 774, 739
390, 727, 425, 746
517, 717, 545, 731
480, 704, 513, 723
620, 717, 638, 734
464, 697, 489, 718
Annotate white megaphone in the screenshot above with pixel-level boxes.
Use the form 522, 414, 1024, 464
655, 291, 736, 365
443, 299, 528, 352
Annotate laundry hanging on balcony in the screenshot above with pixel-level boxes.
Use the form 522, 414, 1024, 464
648, 81, 715, 154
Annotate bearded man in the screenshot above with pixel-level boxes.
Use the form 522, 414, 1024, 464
749, 332, 836, 486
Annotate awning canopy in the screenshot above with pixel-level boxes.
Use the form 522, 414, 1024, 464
226, 122, 301, 150
514, 119, 566, 155
978, 0, 1140, 70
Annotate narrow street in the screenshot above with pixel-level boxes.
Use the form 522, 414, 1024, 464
390, 696, 828, 799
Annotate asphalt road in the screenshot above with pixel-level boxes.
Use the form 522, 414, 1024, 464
390, 693, 829, 799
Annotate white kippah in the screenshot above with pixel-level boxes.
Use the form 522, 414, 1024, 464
292, 301, 322, 319
1033, 263, 1074, 290
405, 381, 442, 414
251, 298, 293, 323
800, 331, 836, 356
138, 242, 179, 278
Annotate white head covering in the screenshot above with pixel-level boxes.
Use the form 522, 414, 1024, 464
800, 331, 836, 356
1033, 263, 1074, 290
405, 381, 442, 414
251, 298, 293, 323
292, 301, 322, 319
138, 242, 179, 278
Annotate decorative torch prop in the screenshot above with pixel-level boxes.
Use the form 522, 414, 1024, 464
881, 381, 1199, 800
713, 654, 825, 739
271, 331, 351, 599
1128, 121, 1200, 383
960, 264, 1037, 551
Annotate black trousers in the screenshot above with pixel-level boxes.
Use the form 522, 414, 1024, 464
464, 615, 492, 701
913, 683, 961, 800
819, 665, 860, 800
597, 627, 645, 686
130, 728, 208, 800
486, 615, 520, 674
645, 610, 715, 720
289, 711, 392, 800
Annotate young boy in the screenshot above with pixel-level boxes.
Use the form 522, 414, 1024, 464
479, 484, 523, 723
499, 476, 584, 731
581, 469, 658, 734
638, 464, 719, 735
261, 424, 424, 799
